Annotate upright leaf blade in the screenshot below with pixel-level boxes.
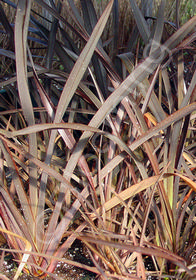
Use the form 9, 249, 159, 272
15, 0, 38, 220
129, 0, 150, 44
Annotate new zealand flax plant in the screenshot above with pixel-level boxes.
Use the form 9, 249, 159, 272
0, 0, 196, 279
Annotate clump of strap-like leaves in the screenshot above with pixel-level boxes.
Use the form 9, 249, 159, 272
0, 0, 196, 279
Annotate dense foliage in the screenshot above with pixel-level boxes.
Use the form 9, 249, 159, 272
0, 0, 196, 279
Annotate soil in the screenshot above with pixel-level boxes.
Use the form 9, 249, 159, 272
0, 240, 96, 280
